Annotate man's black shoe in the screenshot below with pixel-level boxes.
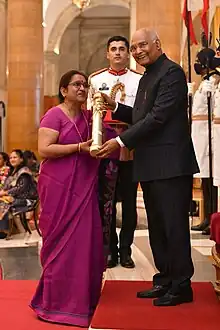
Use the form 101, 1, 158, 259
137, 285, 170, 299
120, 255, 135, 268
153, 287, 193, 306
202, 226, 210, 235
107, 255, 118, 268
191, 218, 209, 231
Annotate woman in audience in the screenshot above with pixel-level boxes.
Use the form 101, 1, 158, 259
23, 150, 39, 178
0, 149, 38, 239
0, 152, 10, 188
31, 70, 115, 328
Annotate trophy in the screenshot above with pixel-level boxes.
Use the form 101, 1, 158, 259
90, 92, 105, 157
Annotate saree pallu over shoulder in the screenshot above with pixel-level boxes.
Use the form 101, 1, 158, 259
30, 108, 104, 328
3, 166, 33, 190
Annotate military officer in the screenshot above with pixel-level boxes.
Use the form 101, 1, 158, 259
190, 47, 219, 234
213, 45, 220, 198
88, 36, 142, 268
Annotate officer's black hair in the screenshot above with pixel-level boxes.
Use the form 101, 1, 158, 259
107, 36, 129, 51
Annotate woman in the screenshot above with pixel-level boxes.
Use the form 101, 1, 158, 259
23, 150, 39, 178
0, 149, 38, 238
30, 70, 105, 327
0, 152, 10, 188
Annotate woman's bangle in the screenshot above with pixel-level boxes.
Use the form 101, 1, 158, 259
78, 143, 81, 153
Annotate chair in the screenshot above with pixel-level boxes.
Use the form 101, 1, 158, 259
8, 200, 41, 238
192, 178, 204, 224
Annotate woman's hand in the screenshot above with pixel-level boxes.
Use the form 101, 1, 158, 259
0, 190, 7, 197
79, 139, 93, 153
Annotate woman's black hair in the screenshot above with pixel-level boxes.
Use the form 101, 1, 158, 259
58, 70, 88, 103
8, 149, 26, 176
23, 150, 37, 161
0, 152, 9, 166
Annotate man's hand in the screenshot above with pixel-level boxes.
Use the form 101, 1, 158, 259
96, 138, 120, 158
101, 93, 117, 111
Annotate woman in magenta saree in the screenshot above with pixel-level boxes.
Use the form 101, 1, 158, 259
30, 70, 104, 327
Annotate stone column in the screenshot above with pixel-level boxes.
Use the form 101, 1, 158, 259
136, 0, 181, 64
0, 0, 6, 102
6, 0, 43, 155
44, 51, 59, 97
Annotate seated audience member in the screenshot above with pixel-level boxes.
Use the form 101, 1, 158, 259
23, 150, 39, 177
0, 149, 38, 239
0, 152, 10, 188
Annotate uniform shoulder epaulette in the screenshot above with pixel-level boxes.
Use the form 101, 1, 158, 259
129, 68, 143, 75
89, 68, 108, 81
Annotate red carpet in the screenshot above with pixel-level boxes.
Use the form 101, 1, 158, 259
91, 280, 220, 330
0, 281, 87, 329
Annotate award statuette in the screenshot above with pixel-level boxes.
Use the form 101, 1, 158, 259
90, 92, 104, 157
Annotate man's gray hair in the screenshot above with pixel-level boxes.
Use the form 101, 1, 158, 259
145, 29, 159, 42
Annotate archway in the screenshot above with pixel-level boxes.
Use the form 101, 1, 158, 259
58, 5, 130, 78
44, 0, 130, 53
43, 0, 130, 106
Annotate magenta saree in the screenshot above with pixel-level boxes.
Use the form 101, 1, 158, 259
30, 107, 104, 327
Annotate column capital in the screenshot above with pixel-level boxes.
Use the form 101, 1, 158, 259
44, 51, 60, 64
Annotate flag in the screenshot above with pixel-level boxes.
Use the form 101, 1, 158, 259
182, 0, 198, 45
201, 0, 209, 39
188, 0, 203, 11
209, 0, 220, 32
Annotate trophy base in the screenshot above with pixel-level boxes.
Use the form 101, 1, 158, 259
90, 145, 101, 157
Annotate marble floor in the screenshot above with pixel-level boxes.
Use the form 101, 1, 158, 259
0, 225, 215, 283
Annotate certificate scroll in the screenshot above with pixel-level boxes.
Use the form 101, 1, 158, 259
90, 92, 104, 157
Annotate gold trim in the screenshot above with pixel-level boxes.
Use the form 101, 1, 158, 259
192, 115, 209, 121
110, 82, 126, 103
88, 68, 108, 81
214, 118, 220, 124
129, 68, 142, 75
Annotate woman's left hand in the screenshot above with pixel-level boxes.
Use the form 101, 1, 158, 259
0, 190, 7, 197
80, 139, 93, 153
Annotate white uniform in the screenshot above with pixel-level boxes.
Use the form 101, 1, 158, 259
88, 68, 142, 161
88, 68, 141, 109
213, 80, 220, 186
191, 76, 217, 178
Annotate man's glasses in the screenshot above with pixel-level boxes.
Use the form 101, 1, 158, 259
68, 81, 90, 89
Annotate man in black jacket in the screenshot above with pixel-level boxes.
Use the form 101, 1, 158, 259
97, 28, 199, 306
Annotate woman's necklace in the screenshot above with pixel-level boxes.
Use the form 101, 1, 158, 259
64, 104, 90, 142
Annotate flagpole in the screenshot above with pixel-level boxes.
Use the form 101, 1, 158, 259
186, 0, 193, 135
185, 0, 194, 218
205, 52, 214, 216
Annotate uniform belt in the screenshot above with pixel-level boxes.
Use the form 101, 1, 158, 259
192, 115, 220, 123
192, 115, 209, 121
214, 117, 220, 124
